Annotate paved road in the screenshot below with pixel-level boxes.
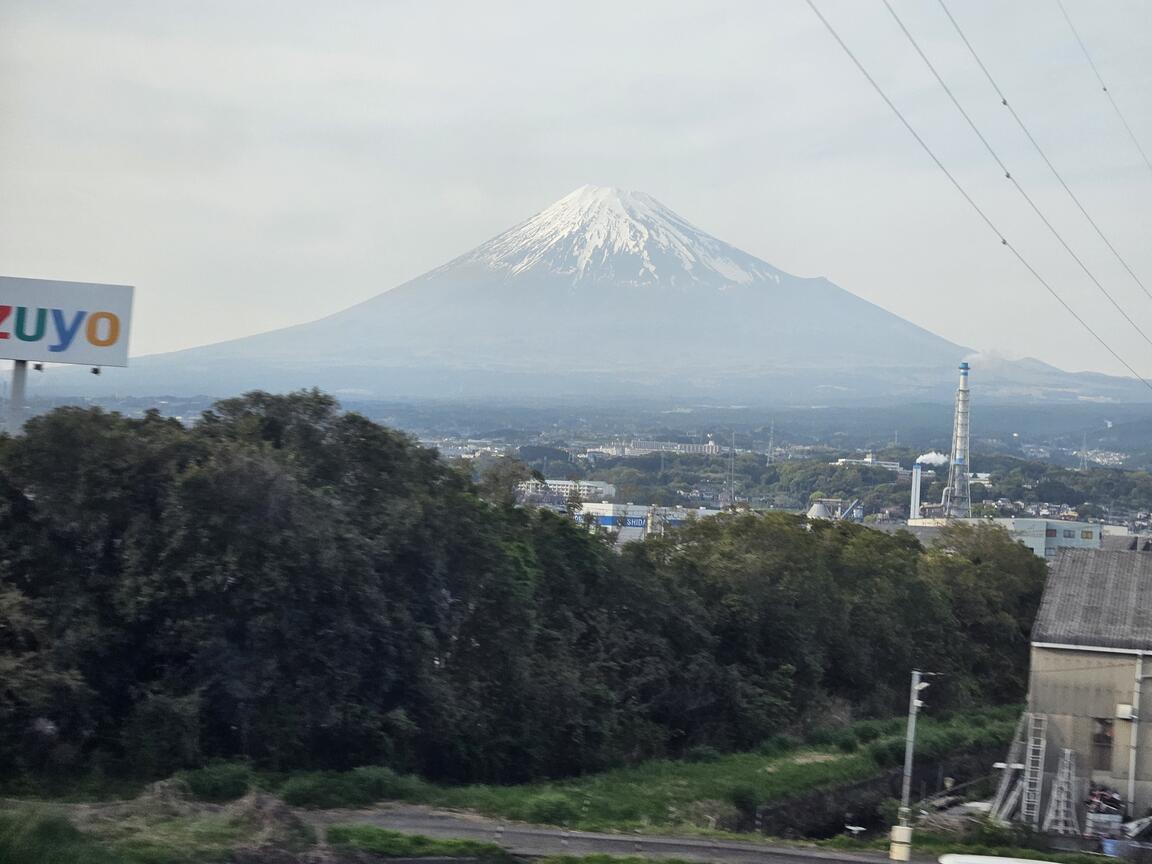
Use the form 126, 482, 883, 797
306, 803, 895, 864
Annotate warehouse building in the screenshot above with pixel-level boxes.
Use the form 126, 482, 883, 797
991, 549, 1152, 832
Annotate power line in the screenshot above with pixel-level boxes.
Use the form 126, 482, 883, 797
881, 0, 1152, 354
937, 0, 1152, 304
1056, 0, 1152, 180
802, 0, 1152, 392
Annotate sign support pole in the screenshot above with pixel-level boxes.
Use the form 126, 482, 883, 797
7, 359, 27, 435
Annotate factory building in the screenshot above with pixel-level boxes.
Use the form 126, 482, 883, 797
990, 517, 1101, 559
572, 502, 722, 544
902, 362, 1102, 559
989, 549, 1152, 831
901, 517, 1101, 559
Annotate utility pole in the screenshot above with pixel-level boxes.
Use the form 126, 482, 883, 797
890, 669, 932, 861
1127, 655, 1150, 816
6, 359, 27, 435
729, 431, 736, 509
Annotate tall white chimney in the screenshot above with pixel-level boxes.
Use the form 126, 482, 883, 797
910, 461, 922, 519
941, 362, 972, 519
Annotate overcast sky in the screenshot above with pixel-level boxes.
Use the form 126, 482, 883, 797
2, 1, 1150, 378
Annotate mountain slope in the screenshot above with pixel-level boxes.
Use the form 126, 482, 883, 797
68, 186, 1149, 403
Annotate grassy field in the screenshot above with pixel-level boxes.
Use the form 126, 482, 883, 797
327, 824, 516, 860
0, 704, 1020, 862
240, 705, 1018, 830
0, 809, 248, 864
0, 789, 316, 864
420, 747, 883, 828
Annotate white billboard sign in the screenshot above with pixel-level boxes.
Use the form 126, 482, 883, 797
0, 276, 134, 367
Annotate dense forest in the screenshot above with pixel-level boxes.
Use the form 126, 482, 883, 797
0, 392, 1045, 786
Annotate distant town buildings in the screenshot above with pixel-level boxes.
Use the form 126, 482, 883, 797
517, 479, 617, 501
831, 452, 911, 479
588, 439, 726, 457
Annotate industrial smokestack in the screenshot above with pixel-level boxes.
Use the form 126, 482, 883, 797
941, 361, 972, 519
910, 462, 922, 519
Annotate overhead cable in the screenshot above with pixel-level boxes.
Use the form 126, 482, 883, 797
937, 0, 1152, 303
1057, 0, 1152, 180
802, 0, 1152, 391
882, 0, 1152, 353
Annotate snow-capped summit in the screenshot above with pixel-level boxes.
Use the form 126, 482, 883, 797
112, 185, 972, 398
100, 184, 1136, 404
460, 185, 784, 288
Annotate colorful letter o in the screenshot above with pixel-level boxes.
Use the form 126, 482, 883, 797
86, 311, 120, 347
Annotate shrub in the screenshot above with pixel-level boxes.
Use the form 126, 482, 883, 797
867, 737, 906, 768
853, 721, 883, 743
0, 812, 120, 864
807, 725, 859, 752
877, 797, 901, 826
280, 772, 374, 809
178, 762, 253, 803
328, 825, 513, 862
803, 725, 840, 747
523, 792, 580, 824
683, 745, 722, 763
726, 782, 760, 815
279, 767, 429, 809
919, 728, 967, 760
123, 693, 202, 777
963, 817, 1043, 850
758, 734, 801, 756
350, 766, 428, 801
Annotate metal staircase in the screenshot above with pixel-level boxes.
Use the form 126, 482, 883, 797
991, 713, 1027, 823
1042, 748, 1081, 835
1021, 713, 1048, 827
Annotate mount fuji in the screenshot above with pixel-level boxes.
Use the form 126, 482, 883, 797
78, 186, 1147, 403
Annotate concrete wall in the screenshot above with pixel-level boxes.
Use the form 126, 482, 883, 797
993, 519, 1100, 559
1029, 646, 1152, 814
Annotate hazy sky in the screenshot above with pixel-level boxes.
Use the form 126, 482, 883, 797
2, 1, 1150, 378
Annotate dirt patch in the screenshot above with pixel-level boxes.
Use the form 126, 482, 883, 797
789, 752, 838, 765
678, 798, 742, 831
762, 752, 838, 774
70, 779, 212, 830
226, 792, 317, 853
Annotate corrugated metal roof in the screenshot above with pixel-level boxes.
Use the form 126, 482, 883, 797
1033, 549, 1152, 651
